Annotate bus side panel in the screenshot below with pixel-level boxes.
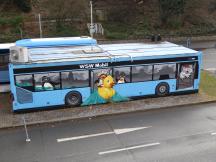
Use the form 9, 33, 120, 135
9, 64, 17, 100
197, 51, 202, 89
114, 79, 177, 97
0, 70, 9, 83
193, 79, 199, 90
12, 87, 91, 111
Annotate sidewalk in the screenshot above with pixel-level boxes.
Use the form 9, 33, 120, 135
0, 91, 216, 129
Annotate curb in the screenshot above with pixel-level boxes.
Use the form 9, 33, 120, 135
2, 97, 216, 130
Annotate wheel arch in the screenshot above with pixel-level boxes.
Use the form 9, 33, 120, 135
155, 82, 170, 96
65, 90, 83, 106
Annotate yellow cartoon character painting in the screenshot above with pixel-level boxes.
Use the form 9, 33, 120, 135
98, 75, 115, 100
82, 72, 128, 106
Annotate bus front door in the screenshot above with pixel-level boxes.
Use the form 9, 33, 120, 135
90, 69, 105, 93
177, 63, 195, 90
90, 70, 97, 92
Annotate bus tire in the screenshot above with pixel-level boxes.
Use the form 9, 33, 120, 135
155, 82, 169, 96
65, 91, 82, 106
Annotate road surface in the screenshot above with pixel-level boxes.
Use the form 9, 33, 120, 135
203, 48, 216, 70
1, 103, 216, 162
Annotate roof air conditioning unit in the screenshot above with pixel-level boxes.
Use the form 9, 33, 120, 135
10, 46, 29, 63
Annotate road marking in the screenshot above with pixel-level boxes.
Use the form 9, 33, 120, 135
57, 131, 114, 142
98, 142, 160, 155
114, 126, 151, 135
57, 126, 151, 142
205, 68, 216, 71
211, 132, 216, 135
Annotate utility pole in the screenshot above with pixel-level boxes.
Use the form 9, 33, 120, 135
90, 1, 94, 38
186, 37, 191, 48
38, 13, 43, 38
19, 27, 23, 39
22, 116, 31, 142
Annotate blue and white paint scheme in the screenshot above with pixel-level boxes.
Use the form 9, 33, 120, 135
9, 39, 202, 111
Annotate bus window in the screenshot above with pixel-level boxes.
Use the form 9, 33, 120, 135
0, 55, 4, 64
153, 64, 176, 80
177, 63, 195, 89
132, 65, 153, 82
91, 68, 112, 90
61, 70, 89, 89
15, 75, 33, 91
34, 73, 60, 91
0, 55, 9, 70
114, 67, 131, 83
0, 55, 9, 65
0, 66, 7, 71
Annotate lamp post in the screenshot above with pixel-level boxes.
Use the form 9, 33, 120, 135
90, 1, 94, 38
38, 13, 43, 38
22, 116, 31, 142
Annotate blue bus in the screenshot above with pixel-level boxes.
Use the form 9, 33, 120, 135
0, 43, 14, 84
9, 39, 202, 111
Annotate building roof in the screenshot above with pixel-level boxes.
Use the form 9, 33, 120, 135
25, 41, 198, 64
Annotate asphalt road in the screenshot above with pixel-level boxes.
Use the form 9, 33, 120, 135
1, 102, 216, 162
181, 40, 216, 70
177, 40, 216, 70
203, 48, 216, 70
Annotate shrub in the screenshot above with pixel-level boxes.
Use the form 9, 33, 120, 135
159, 0, 185, 25
13, 0, 31, 13
0, 16, 23, 26
55, 24, 81, 37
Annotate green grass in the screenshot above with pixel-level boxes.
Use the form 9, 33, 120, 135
0, 16, 23, 26
103, 22, 130, 40
200, 70, 216, 97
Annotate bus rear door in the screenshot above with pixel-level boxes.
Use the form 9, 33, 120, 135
177, 63, 195, 90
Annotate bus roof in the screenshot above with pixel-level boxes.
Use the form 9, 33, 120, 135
15, 36, 96, 48
19, 41, 198, 64
0, 43, 15, 50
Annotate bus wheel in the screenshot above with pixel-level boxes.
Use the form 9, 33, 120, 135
65, 91, 82, 106
155, 82, 169, 96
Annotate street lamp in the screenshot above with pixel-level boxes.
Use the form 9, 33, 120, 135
90, 1, 94, 38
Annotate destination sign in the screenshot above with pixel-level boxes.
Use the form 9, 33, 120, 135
79, 62, 109, 69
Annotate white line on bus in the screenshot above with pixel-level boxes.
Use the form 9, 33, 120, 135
98, 142, 160, 155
